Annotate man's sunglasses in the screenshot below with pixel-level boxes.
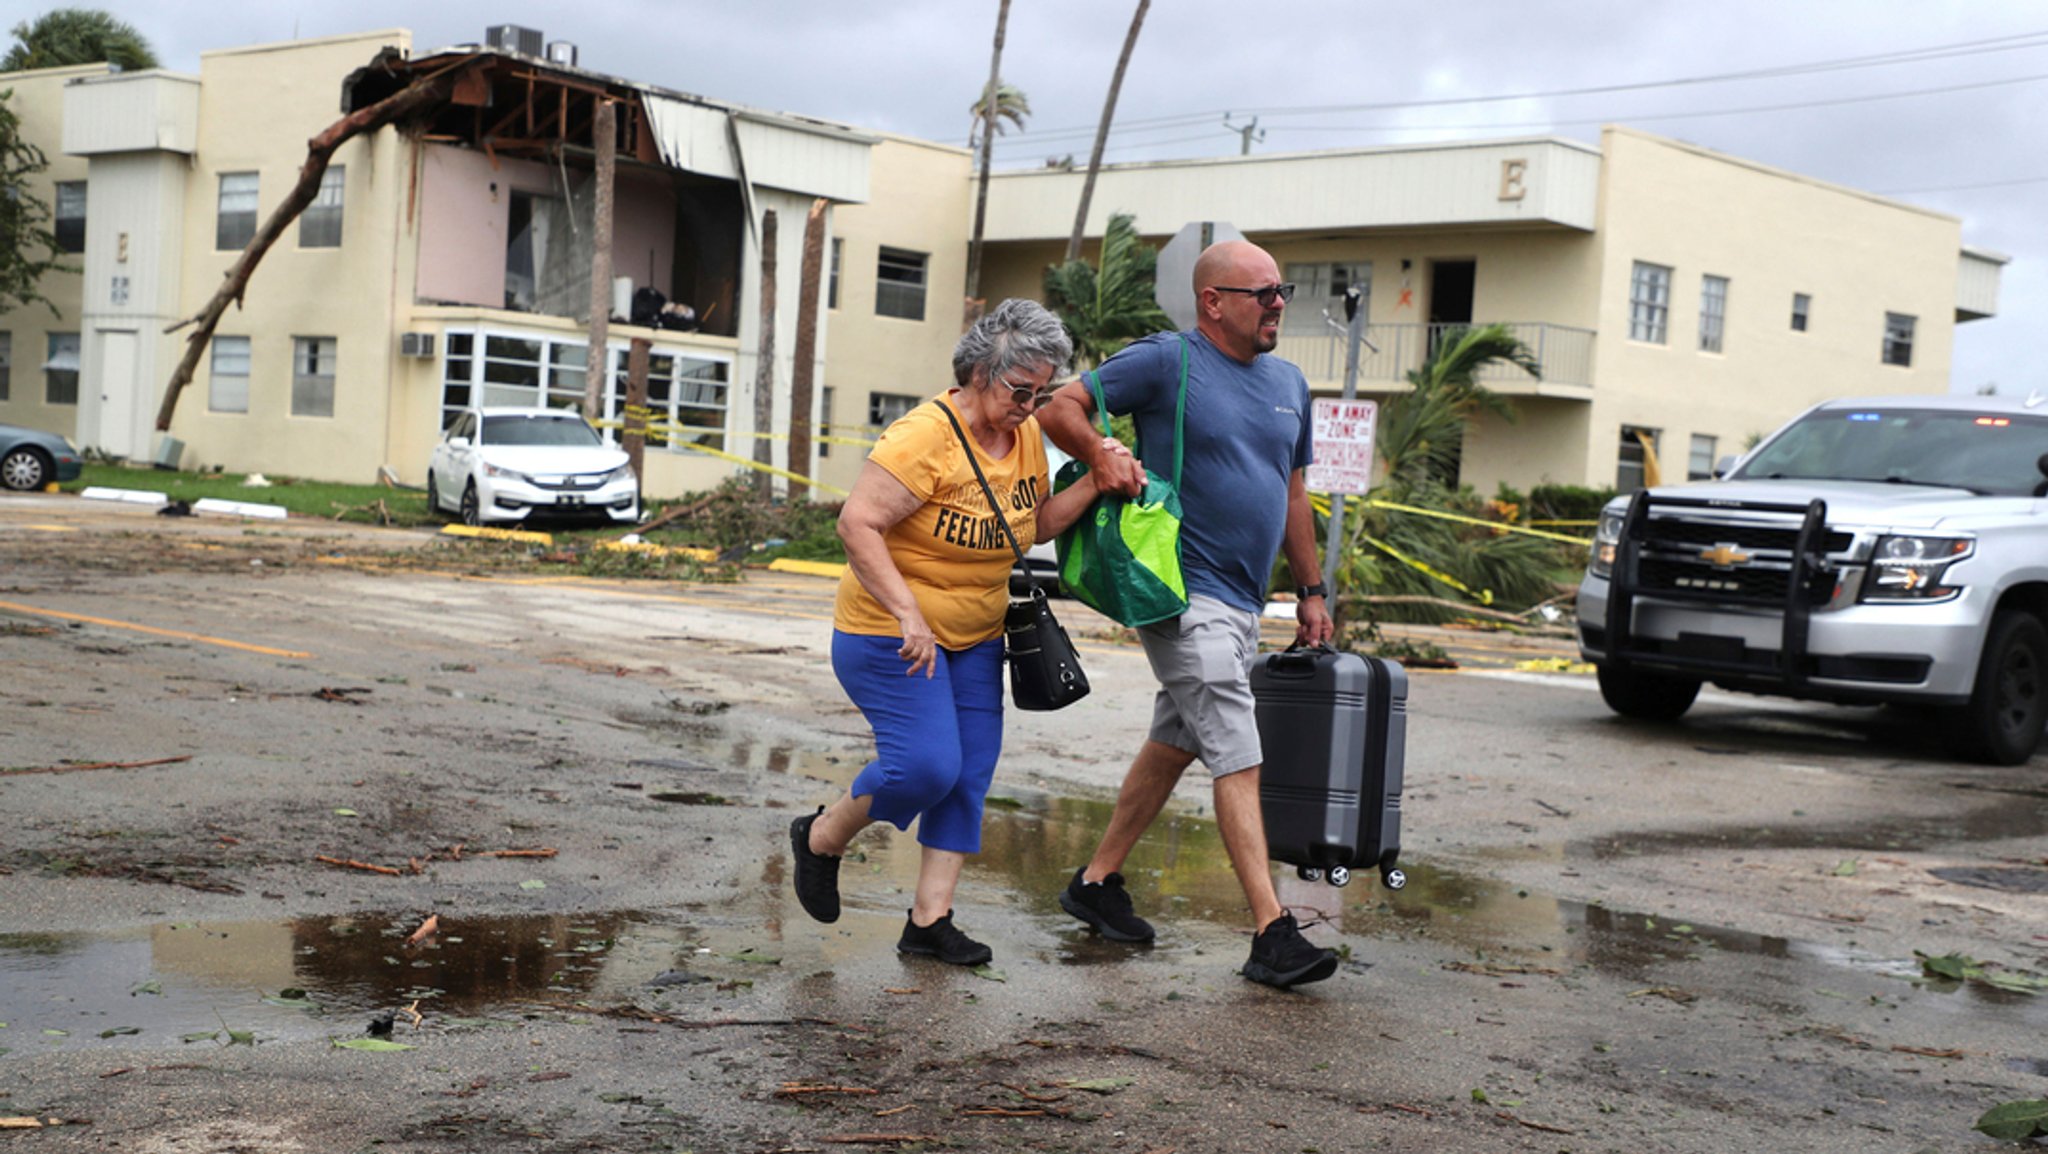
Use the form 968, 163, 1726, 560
998, 378, 1060, 408
1213, 283, 1297, 307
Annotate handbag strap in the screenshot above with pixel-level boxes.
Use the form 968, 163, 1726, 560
936, 397, 1036, 585
1082, 333, 1187, 488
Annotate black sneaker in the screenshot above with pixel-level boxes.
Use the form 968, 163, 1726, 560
1242, 913, 1339, 989
896, 910, 992, 967
789, 807, 841, 924
1058, 867, 1156, 943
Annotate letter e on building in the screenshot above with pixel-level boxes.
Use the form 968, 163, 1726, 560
1499, 158, 1527, 202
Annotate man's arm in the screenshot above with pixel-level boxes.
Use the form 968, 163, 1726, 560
1038, 378, 1145, 497
1282, 468, 1334, 645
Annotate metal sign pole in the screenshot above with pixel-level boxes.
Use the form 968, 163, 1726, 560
1324, 286, 1367, 590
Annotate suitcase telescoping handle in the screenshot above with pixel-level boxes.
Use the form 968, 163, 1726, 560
1264, 641, 1337, 678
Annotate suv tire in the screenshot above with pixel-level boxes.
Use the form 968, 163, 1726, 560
1940, 610, 2047, 766
1596, 661, 1702, 722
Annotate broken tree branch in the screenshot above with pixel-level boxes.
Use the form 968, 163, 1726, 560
4, 755, 193, 777
314, 855, 402, 876
155, 57, 489, 432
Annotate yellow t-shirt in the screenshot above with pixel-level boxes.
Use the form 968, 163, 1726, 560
833, 392, 1049, 650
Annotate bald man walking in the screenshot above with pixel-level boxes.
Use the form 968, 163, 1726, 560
1038, 241, 1340, 989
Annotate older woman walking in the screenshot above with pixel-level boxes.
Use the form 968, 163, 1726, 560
788, 299, 1110, 966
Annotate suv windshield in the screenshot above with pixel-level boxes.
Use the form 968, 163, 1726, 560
1734, 407, 2048, 496
481, 414, 602, 448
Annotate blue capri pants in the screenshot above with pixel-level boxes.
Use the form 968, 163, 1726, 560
831, 631, 1005, 855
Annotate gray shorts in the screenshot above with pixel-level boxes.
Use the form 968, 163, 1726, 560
1136, 594, 1263, 776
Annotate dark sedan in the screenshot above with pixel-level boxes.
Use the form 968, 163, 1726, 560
0, 423, 84, 491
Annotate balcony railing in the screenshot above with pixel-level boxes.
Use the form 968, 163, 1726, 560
1273, 321, 1596, 391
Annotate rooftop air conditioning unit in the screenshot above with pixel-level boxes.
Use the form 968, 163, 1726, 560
546, 41, 579, 68
485, 24, 543, 56
399, 332, 436, 359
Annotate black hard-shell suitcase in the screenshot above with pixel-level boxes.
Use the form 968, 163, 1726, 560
1252, 644, 1408, 889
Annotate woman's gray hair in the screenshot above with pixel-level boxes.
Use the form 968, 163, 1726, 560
952, 298, 1073, 387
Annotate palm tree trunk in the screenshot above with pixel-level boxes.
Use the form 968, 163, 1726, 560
788, 198, 828, 498
964, 0, 1011, 315
1066, 0, 1149, 264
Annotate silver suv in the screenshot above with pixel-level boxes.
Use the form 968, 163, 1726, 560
1577, 394, 2048, 764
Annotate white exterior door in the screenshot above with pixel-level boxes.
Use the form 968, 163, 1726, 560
96, 329, 138, 459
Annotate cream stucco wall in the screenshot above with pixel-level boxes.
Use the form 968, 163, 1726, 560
172, 30, 411, 480
1582, 126, 1962, 489
814, 134, 973, 495
0, 63, 106, 438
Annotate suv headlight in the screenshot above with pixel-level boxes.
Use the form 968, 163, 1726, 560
603, 464, 636, 484
1588, 508, 1626, 578
480, 461, 526, 481
1860, 534, 1972, 602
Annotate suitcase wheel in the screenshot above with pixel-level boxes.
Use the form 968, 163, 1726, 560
1382, 867, 1407, 891
1295, 866, 1324, 883
1327, 866, 1351, 888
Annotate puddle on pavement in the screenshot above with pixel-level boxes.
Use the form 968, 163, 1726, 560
10, 794, 2045, 1052
1583, 789, 2048, 858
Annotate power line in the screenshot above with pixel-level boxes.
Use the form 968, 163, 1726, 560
991, 28, 2048, 152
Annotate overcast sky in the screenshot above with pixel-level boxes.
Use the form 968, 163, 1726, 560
77, 1, 2046, 395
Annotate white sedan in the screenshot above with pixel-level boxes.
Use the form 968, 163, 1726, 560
427, 407, 639, 527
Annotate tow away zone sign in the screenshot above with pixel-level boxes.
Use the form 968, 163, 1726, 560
1306, 398, 1378, 496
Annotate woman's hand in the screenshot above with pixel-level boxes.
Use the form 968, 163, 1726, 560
897, 609, 938, 678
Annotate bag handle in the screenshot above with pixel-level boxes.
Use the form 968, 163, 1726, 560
1082, 334, 1188, 489
936, 397, 1042, 597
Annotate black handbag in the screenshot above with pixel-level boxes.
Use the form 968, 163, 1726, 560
940, 403, 1091, 711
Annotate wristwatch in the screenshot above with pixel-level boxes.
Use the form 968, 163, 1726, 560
1296, 582, 1328, 600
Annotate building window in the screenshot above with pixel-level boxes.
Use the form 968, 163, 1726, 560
827, 238, 843, 310
45, 333, 80, 405
1698, 275, 1728, 354
209, 336, 252, 413
868, 391, 919, 429
299, 165, 344, 248
292, 336, 336, 417
1282, 261, 1371, 334
54, 182, 87, 254
436, 328, 730, 451
818, 385, 834, 457
1688, 433, 1718, 481
875, 247, 928, 321
217, 172, 259, 250
1617, 424, 1659, 492
1882, 312, 1915, 367
1790, 292, 1811, 332
1629, 262, 1671, 344
0, 332, 10, 402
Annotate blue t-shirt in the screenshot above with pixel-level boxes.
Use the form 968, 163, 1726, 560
1093, 331, 1313, 613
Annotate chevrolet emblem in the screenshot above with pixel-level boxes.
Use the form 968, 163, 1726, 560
1699, 543, 1751, 568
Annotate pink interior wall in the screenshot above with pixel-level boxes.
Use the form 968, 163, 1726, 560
415, 144, 677, 312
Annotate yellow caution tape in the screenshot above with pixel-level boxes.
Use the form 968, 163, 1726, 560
768, 558, 847, 579
1514, 657, 1596, 674
654, 439, 852, 497
1528, 518, 1599, 528
440, 524, 554, 546
592, 418, 878, 449
1309, 491, 1592, 545
1358, 533, 1494, 605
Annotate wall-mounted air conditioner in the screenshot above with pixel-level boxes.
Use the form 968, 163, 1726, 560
399, 332, 436, 359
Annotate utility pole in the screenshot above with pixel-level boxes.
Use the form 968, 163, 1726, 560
1223, 112, 1264, 156
751, 209, 779, 497
583, 98, 616, 421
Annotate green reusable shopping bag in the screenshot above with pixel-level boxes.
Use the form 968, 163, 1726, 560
1054, 336, 1189, 628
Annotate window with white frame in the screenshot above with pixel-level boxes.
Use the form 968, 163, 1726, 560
217, 172, 259, 250
299, 166, 344, 248
436, 328, 730, 452
1790, 292, 1811, 332
828, 238, 843, 310
1882, 312, 1916, 367
1688, 433, 1718, 481
0, 332, 10, 402
1617, 424, 1659, 492
209, 336, 251, 413
1281, 261, 1371, 333
875, 247, 928, 321
54, 182, 86, 254
292, 336, 336, 417
45, 333, 79, 405
868, 392, 919, 429
1698, 275, 1728, 353
1629, 262, 1671, 344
